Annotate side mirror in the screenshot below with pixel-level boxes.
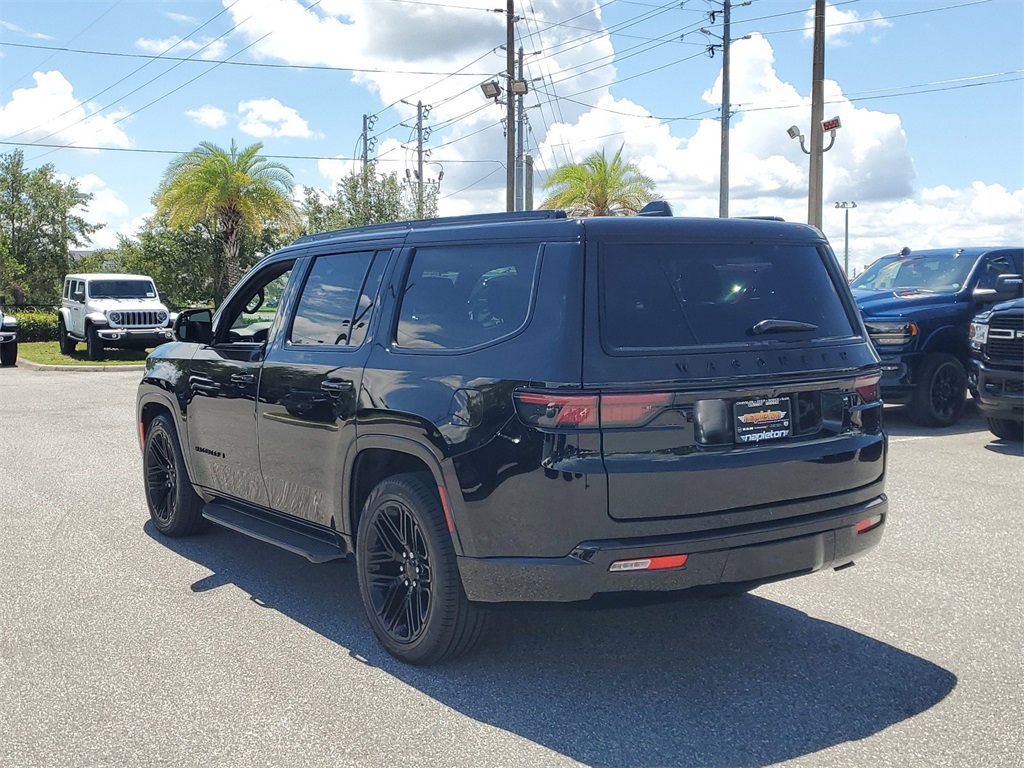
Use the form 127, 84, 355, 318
72, 291, 84, 303
174, 308, 214, 344
974, 274, 1023, 303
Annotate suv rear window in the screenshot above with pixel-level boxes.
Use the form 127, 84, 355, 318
601, 242, 857, 350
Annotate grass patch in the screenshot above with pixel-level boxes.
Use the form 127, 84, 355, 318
19, 341, 150, 366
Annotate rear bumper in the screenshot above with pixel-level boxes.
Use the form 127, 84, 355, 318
458, 494, 887, 602
877, 352, 919, 404
970, 360, 1024, 421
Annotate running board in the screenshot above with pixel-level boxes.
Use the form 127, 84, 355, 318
202, 502, 347, 563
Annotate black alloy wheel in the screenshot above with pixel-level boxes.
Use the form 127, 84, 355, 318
365, 498, 433, 643
143, 415, 205, 536
356, 473, 486, 665
58, 317, 75, 355
909, 353, 966, 427
86, 324, 104, 360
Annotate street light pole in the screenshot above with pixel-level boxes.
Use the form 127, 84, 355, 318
808, 0, 826, 229
505, 0, 515, 212
835, 201, 857, 276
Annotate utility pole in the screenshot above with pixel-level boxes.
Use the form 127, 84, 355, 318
361, 113, 377, 212
808, 0, 826, 229
524, 154, 533, 210
835, 201, 857, 276
416, 101, 425, 219
719, 0, 731, 219
505, 0, 516, 212
515, 46, 525, 211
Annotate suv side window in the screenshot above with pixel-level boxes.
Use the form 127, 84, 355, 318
222, 263, 293, 344
976, 254, 1014, 290
395, 245, 538, 350
289, 251, 374, 346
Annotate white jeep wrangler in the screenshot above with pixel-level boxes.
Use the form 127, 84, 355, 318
0, 306, 17, 366
58, 273, 176, 360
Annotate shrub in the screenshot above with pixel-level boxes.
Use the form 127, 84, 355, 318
12, 311, 59, 342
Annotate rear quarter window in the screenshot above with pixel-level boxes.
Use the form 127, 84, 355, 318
601, 242, 857, 350
395, 244, 539, 350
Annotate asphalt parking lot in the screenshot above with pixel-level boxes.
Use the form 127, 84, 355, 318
1, 365, 1022, 768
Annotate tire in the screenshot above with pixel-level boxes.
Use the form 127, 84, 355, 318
0, 342, 16, 366
356, 473, 487, 665
86, 324, 104, 360
908, 353, 966, 427
58, 317, 75, 355
987, 418, 1024, 441
143, 414, 206, 537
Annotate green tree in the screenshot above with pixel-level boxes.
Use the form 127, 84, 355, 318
300, 166, 437, 235
540, 145, 657, 217
0, 150, 99, 303
153, 139, 299, 305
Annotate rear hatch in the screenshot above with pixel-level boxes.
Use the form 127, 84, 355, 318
582, 228, 884, 522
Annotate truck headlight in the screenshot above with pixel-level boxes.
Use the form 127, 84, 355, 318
109, 311, 122, 325
865, 321, 918, 346
969, 321, 988, 350
157, 311, 168, 324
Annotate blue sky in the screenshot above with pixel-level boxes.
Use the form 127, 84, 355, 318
1, 0, 1021, 272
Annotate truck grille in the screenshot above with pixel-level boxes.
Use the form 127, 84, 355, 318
987, 315, 1024, 366
112, 310, 163, 328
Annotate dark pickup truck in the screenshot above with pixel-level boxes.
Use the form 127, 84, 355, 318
969, 297, 1024, 441
852, 247, 1023, 426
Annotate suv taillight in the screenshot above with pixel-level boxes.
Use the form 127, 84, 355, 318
514, 391, 672, 429
854, 374, 882, 403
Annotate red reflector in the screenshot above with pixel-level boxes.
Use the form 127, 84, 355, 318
854, 374, 882, 403
601, 393, 673, 427
856, 514, 883, 533
437, 485, 455, 533
609, 554, 688, 572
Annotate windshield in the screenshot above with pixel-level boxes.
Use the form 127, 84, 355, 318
851, 253, 975, 294
600, 242, 857, 349
88, 280, 157, 299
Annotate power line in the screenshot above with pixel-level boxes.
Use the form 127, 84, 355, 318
0, 41, 493, 77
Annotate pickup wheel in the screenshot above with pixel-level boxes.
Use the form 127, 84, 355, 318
58, 317, 76, 354
0, 341, 16, 366
143, 415, 205, 536
908, 353, 966, 427
86, 324, 104, 360
986, 418, 1024, 441
356, 473, 487, 665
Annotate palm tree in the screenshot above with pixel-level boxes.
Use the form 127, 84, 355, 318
154, 140, 299, 305
540, 145, 658, 216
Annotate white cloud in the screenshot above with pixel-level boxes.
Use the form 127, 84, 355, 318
0, 19, 53, 40
804, 3, 892, 47
135, 35, 228, 60
66, 174, 139, 249
238, 98, 315, 138
186, 105, 229, 128
164, 12, 199, 24
0, 70, 131, 149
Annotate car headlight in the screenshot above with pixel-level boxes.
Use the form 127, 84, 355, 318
108, 311, 122, 325
157, 311, 168, 324
969, 320, 988, 349
865, 321, 919, 346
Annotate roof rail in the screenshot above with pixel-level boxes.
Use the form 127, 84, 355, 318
291, 209, 568, 245
737, 215, 786, 222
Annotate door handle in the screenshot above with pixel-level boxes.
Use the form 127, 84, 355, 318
321, 378, 354, 393
231, 373, 256, 385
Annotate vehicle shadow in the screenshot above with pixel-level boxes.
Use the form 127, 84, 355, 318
147, 523, 956, 768
984, 439, 1024, 456
883, 400, 987, 438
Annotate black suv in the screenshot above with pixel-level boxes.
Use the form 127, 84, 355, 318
969, 296, 1024, 441
137, 209, 888, 664
851, 247, 1024, 426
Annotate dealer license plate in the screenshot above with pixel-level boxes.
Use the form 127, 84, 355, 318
733, 397, 792, 444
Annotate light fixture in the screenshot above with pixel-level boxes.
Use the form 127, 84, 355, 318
787, 125, 802, 140
480, 80, 501, 100
510, 80, 529, 96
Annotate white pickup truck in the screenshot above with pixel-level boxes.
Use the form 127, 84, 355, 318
58, 273, 176, 360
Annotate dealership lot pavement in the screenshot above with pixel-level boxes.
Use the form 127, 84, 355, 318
1, 365, 1022, 768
